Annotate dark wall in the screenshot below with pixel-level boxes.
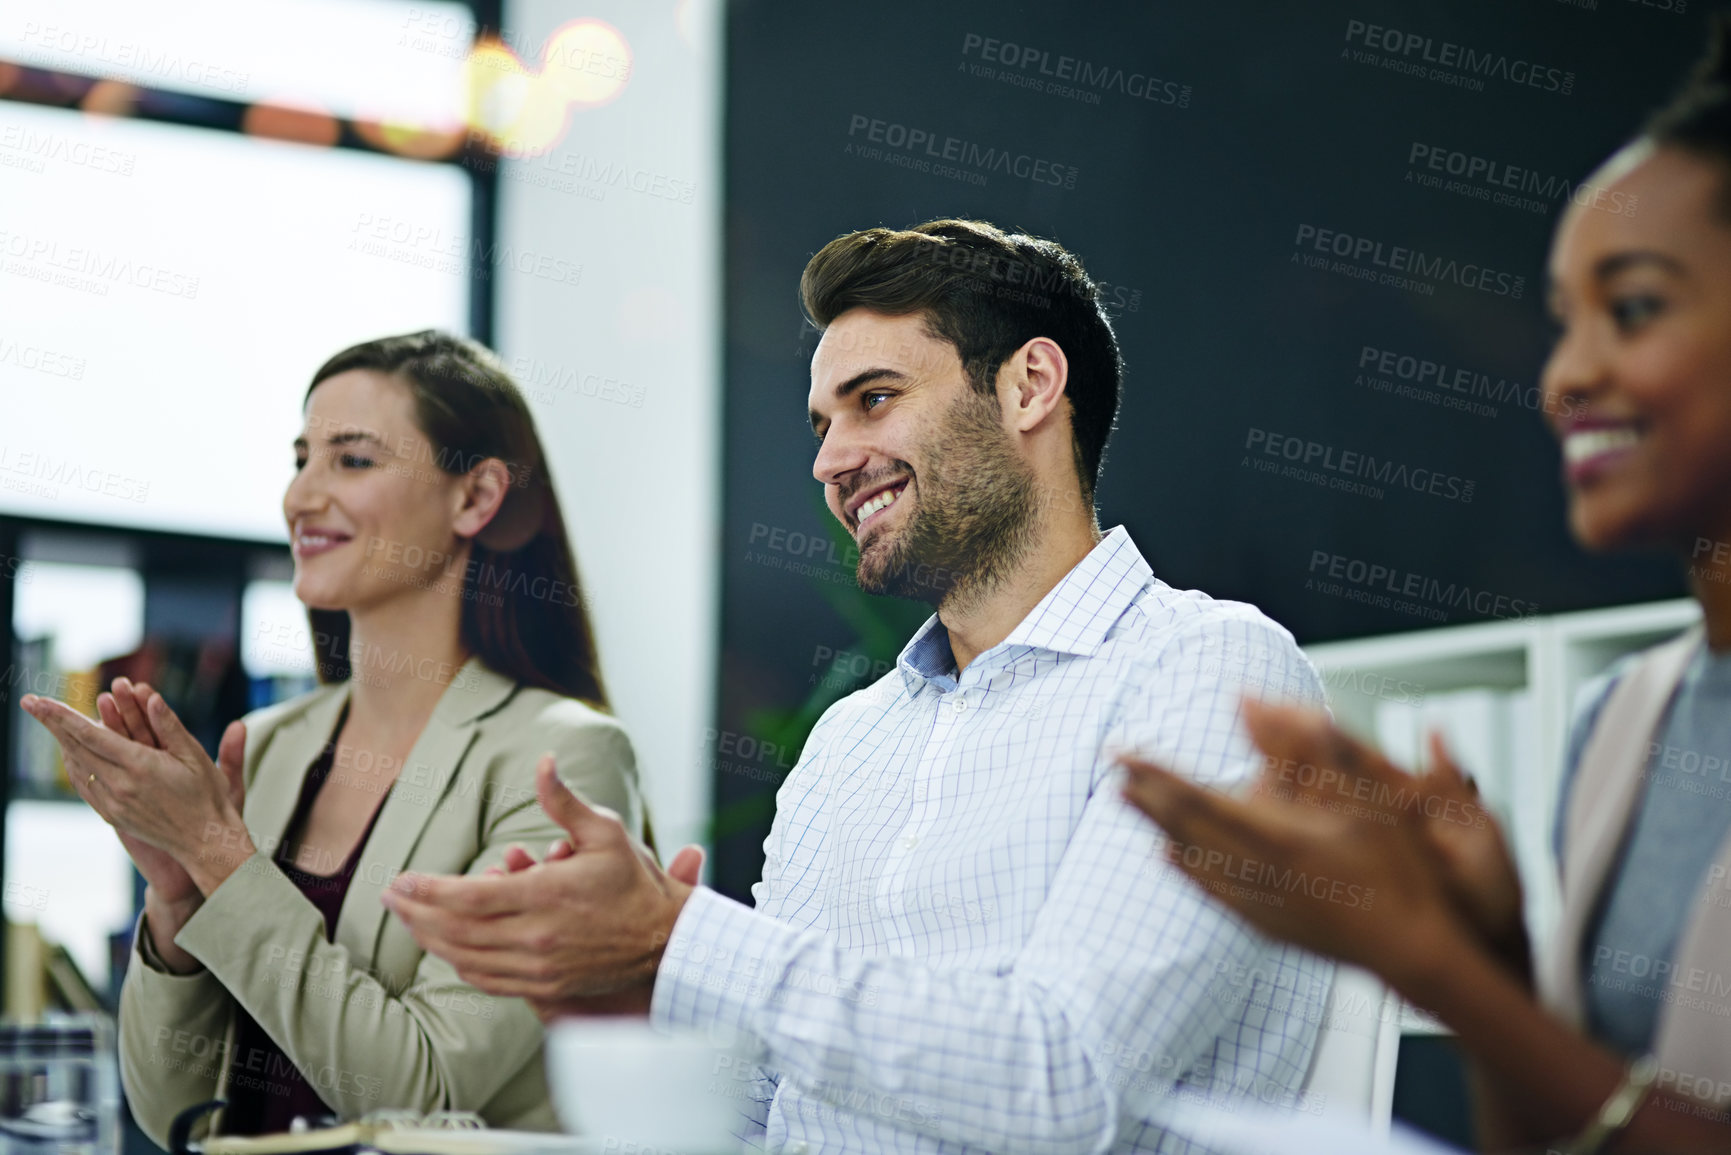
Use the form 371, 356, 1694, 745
713, 0, 1703, 897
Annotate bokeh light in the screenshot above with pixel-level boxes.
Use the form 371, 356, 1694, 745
78, 79, 139, 117
543, 19, 632, 108
352, 118, 465, 160
463, 20, 632, 158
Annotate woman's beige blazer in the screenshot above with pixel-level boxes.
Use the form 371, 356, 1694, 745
118, 656, 641, 1146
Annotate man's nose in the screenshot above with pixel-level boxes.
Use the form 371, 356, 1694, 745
812, 426, 869, 486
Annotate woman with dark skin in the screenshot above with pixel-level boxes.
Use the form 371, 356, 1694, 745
1121, 24, 1731, 1155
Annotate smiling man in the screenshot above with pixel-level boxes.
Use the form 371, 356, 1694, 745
383, 219, 1334, 1153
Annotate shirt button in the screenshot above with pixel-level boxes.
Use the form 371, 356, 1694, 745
900, 833, 919, 850
788, 1144, 810, 1155
952, 696, 968, 712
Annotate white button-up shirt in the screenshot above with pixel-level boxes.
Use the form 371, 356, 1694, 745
653, 526, 1334, 1153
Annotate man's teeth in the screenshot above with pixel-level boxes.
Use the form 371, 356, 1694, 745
857, 486, 904, 523
1563, 427, 1641, 466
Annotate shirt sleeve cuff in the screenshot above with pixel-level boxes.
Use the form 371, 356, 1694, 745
650, 886, 804, 1041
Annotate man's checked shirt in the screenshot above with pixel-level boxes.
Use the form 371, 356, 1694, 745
653, 526, 1336, 1153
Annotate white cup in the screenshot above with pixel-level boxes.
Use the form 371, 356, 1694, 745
545, 1019, 748, 1154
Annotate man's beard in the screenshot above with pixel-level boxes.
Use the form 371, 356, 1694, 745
855, 387, 1039, 608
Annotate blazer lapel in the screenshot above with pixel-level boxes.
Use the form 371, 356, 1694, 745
335, 656, 520, 965
243, 684, 352, 858
1539, 626, 1702, 1026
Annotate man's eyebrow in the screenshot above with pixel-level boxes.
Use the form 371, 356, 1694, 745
808, 368, 907, 432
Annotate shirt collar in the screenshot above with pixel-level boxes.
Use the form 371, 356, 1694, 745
896, 525, 1152, 694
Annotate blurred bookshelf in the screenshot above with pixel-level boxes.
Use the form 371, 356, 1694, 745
1, 517, 306, 1011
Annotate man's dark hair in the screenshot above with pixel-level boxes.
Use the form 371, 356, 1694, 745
799, 219, 1123, 503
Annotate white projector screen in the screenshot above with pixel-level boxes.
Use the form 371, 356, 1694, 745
0, 101, 471, 542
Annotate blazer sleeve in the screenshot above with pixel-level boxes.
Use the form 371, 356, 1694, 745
118, 911, 236, 1148
167, 851, 533, 1124
117, 693, 310, 1150
161, 711, 636, 1126
532, 701, 643, 839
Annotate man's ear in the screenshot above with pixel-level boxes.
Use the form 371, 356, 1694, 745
452, 457, 511, 540
1007, 337, 1070, 433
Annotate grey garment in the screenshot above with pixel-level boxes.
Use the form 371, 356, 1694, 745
1553, 641, 1731, 1058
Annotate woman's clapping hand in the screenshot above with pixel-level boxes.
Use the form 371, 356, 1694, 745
21, 678, 253, 897
1119, 699, 1527, 984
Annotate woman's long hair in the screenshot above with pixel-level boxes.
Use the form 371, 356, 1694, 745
301, 330, 609, 710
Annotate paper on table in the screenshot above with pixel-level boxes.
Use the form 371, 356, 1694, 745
1155, 1099, 1469, 1155
205, 1127, 605, 1155
368, 1131, 610, 1155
